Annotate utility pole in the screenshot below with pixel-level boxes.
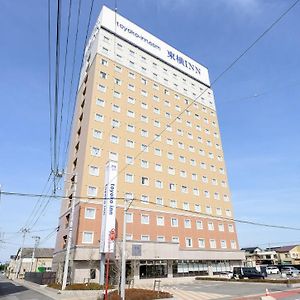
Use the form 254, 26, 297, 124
30, 236, 40, 272
62, 173, 77, 290
120, 198, 131, 300
16, 228, 29, 278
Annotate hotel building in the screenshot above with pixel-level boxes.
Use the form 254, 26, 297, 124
53, 6, 244, 283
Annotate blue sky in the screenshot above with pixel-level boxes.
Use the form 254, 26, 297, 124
0, 0, 299, 262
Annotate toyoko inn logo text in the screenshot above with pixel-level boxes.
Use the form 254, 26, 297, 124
167, 50, 201, 75
116, 21, 161, 50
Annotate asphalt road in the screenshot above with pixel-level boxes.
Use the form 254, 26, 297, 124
0, 275, 53, 300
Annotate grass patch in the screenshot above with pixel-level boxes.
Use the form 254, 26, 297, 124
107, 288, 173, 300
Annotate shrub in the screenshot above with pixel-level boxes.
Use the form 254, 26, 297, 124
107, 288, 173, 300
48, 282, 112, 290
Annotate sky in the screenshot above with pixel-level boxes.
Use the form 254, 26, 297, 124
0, 0, 299, 262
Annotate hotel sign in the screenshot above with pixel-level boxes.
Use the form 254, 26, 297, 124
99, 6, 210, 86
100, 160, 118, 254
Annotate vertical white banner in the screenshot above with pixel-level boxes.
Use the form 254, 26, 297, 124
100, 160, 118, 253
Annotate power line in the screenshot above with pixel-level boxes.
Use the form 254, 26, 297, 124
96, 0, 300, 198
1, 190, 300, 232
57, 0, 73, 171
62, 0, 95, 169
47, 0, 53, 172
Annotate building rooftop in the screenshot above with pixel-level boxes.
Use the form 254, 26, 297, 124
17, 248, 54, 259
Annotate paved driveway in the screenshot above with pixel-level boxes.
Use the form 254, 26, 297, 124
0, 276, 53, 300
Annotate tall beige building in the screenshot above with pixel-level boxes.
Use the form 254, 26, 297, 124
53, 6, 244, 283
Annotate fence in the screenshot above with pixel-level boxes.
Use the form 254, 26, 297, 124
24, 272, 56, 285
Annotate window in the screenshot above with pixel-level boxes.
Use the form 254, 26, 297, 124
193, 188, 199, 196
221, 240, 227, 249
154, 120, 160, 127
231, 240, 237, 249
180, 170, 187, 178
198, 239, 205, 248
185, 237, 193, 247
101, 58, 108, 66
89, 165, 99, 176
126, 212, 133, 223
168, 167, 175, 175
141, 78, 147, 85
85, 208, 96, 219
202, 176, 208, 183
128, 96, 135, 104
157, 236, 165, 242
128, 84, 135, 91
228, 224, 234, 232
214, 193, 220, 200
141, 214, 149, 224
141, 115, 148, 123
127, 110, 135, 118
115, 65, 122, 72
181, 186, 188, 193
126, 124, 135, 132
226, 209, 232, 217
111, 119, 120, 128
208, 222, 214, 231
95, 113, 104, 122
166, 138, 173, 145
91, 147, 101, 157
126, 156, 134, 165
216, 208, 222, 216
155, 164, 162, 172
87, 186, 97, 197
141, 144, 148, 152
141, 160, 149, 168
141, 176, 149, 186
93, 129, 102, 139
172, 236, 179, 243
141, 102, 148, 109
195, 204, 201, 212
157, 216, 164, 226
141, 90, 148, 97
153, 107, 160, 114
126, 234, 133, 241
141, 195, 149, 204
167, 152, 174, 160
125, 173, 134, 183
82, 232, 94, 244
208, 152, 214, 159
112, 104, 120, 112
153, 95, 159, 102
179, 156, 186, 163
141, 129, 148, 137
218, 224, 225, 232
154, 148, 162, 156
178, 142, 184, 149
155, 180, 163, 189
156, 197, 164, 205
110, 135, 119, 144
98, 84, 106, 92
170, 200, 177, 208
171, 218, 178, 227
184, 219, 191, 228
126, 139, 134, 148
196, 220, 203, 230
96, 98, 105, 107
206, 205, 212, 214
192, 173, 197, 181
204, 191, 210, 198
209, 239, 216, 249
100, 71, 107, 79
128, 71, 135, 78
141, 235, 150, 241
183, 202, 189, 210
113, 91, 121, 99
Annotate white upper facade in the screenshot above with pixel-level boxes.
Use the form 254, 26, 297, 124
89, 6, 210, 86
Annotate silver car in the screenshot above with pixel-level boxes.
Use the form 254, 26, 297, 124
281, 266, 300, 276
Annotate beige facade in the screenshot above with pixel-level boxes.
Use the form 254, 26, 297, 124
53, 6, 244, 283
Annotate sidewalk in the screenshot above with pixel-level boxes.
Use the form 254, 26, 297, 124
13, 279, 104, 300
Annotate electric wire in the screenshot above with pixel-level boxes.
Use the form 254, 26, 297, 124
57, 0, 73, 172
1, 190, 300, 232
62, 0, 95, 170
97, 0, 300, 198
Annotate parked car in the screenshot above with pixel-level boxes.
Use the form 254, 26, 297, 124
281, 266, 300, 276
266, 266, 280, 274
233, 267, 265, 279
